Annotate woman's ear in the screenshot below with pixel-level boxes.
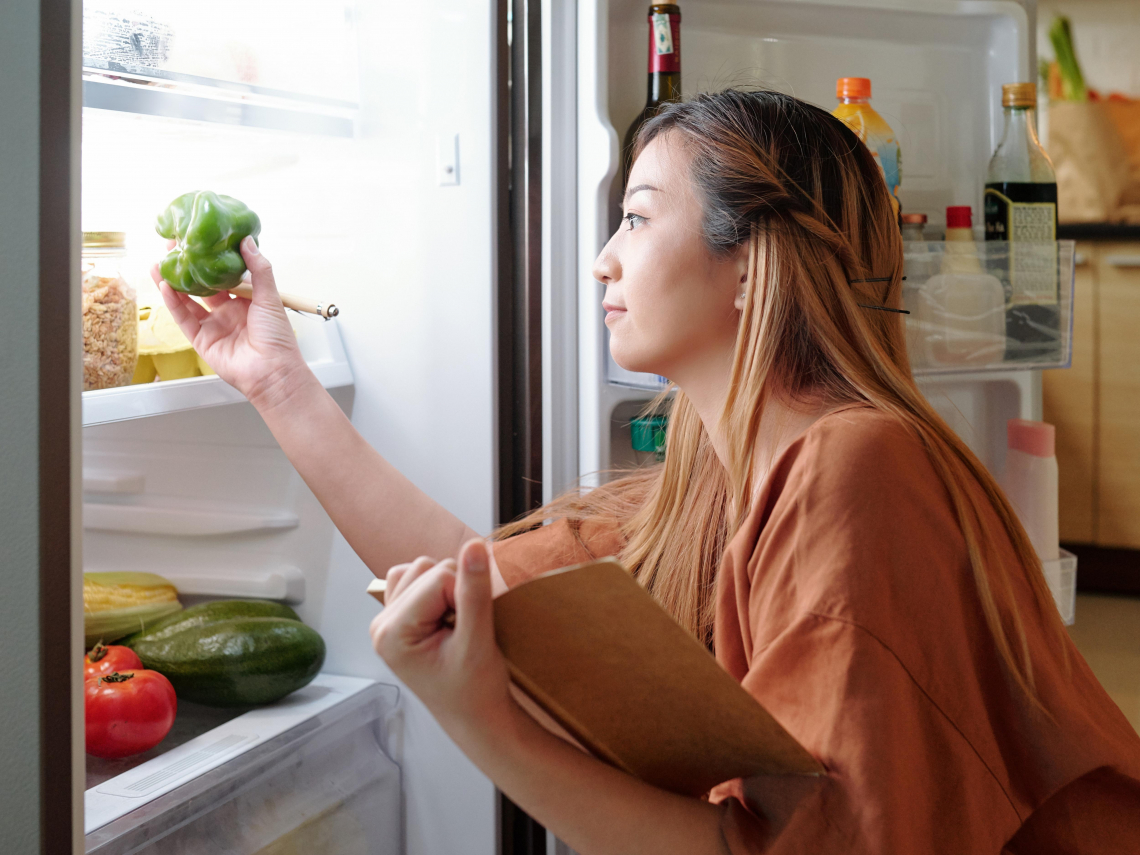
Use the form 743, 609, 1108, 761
733, 243, 750, 311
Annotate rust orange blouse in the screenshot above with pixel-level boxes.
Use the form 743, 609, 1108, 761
493, 405, 1140, 853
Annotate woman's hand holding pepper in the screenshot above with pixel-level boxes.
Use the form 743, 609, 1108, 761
150, 237, 309, 412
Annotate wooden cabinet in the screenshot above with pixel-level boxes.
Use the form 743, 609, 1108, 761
1044, 240, 1140, 549
1097, 245, 1140, 547
1043, 243, 1096, 543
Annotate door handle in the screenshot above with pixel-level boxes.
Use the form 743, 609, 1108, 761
1104, 255, 1140, 268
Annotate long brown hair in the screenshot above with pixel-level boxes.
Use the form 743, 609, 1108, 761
498, 90, 1065, 697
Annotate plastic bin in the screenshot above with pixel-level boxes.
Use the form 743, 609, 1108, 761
1042, 548, 1078, 626
85, 675, 402, 855
903, 241, 1075, 375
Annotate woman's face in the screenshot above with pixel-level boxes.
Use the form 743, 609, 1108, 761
593, 134, 747, 384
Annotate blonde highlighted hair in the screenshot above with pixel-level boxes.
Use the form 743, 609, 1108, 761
498, 90, 1066, 698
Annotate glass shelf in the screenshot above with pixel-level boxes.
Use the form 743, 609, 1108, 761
82, 1, 359, 137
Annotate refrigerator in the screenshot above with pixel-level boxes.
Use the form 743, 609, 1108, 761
3, 0, 1075, 852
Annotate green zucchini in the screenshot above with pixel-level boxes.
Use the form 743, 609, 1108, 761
121, 599, 300, 646
129, 616, 325, 707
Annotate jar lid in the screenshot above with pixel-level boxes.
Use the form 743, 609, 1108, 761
836, 77, 871, 100
1002, 83, 1036, 108
83, 231, 126, 248
900, 213, 928, 225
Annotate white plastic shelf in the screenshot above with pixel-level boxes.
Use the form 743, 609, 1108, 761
82, 313, 353, 427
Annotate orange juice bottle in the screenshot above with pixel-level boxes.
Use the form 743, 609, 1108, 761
832, 77, 901, 218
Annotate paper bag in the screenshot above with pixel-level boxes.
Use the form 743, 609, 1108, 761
1047, 101, 1132, 223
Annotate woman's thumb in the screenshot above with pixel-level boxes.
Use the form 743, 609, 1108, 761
454, 539, 493, 637
240, 236, 281, 300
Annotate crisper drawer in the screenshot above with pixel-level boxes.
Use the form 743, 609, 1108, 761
85, 675, 402, 855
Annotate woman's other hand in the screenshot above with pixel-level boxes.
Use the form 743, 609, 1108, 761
370, 540, 514, 736
150, 237, 307, 410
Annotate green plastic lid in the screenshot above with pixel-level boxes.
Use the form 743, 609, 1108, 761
631, 416, 668, 453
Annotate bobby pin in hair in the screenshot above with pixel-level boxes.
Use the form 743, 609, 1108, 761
849, 276, 909, 313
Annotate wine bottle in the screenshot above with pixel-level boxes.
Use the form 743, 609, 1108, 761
984, 82, 1060, 363
621, 4, 681, 192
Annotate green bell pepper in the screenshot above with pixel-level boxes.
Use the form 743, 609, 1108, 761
155, 191, 262, 296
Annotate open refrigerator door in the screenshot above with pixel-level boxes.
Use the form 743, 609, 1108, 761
568, 0, 1070, 471
79, 1, 500, 853
554, 0, 1074, 643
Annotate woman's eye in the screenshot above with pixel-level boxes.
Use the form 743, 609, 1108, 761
624, 213, 646, 231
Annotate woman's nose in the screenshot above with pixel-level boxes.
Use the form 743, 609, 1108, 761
592, 234, 621, 285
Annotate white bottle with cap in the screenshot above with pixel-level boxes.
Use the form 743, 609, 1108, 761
1000, 419, 1059, 562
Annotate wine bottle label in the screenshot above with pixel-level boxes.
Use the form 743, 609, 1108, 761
984, 184, 1058, 306
649, 12, 680, 73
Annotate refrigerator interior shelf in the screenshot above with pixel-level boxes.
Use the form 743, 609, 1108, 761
156, 565, 307, 603
84, 674, 398, 840
82, 313, 353, 427
82, 499, 299, 537
82, 72, 357, 138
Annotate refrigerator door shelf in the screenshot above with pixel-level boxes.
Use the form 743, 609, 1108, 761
157, 565, 307, 603
82, 313, 353, 427
82, 499, 299, 537
84, 674, 402, 854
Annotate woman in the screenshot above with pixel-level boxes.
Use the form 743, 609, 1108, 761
157, 90, 1140, 853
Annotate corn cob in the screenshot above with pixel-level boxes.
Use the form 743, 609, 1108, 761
84, 572, 182, 648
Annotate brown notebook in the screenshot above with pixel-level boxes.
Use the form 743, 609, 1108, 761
370, 557, 822, 796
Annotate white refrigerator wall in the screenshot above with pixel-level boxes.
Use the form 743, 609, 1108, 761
81, 1, 500, 853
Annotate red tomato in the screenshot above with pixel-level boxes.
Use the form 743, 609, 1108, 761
85, 670, 177, 759
84, 643, 143, 681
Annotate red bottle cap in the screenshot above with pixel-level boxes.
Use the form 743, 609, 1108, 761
836, 77, 871, 100
946, 206, 973, 229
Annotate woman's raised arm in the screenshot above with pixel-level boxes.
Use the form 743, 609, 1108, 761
153, 238, 479, 575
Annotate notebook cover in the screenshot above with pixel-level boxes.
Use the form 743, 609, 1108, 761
491, 558, 823, 796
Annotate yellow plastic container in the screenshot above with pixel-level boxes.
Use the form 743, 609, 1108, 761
132, 354, 158, 384
138, 306, 201, 381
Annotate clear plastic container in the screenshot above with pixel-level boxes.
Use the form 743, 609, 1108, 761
85, 676, 401, 855
82, 232, 139, 390
904, 240, 1074, 374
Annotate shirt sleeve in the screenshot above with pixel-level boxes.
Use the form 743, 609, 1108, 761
491, 517, 624, 589
710, 612, 1021, 855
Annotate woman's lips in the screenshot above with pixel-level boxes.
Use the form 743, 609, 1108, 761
602, 302, 626, 323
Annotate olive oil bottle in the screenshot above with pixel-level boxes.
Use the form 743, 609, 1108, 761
984, 82, 1060, 362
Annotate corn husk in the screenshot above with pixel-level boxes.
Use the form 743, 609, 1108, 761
84, 572, 182, 647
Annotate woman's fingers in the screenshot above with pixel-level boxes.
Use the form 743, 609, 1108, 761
240, 237, 284, 308
387, 556, 445, 605
157, 278, 208, 344
201, 291, 234, 310
454, 539, 493, 639
371, 562, 459, 655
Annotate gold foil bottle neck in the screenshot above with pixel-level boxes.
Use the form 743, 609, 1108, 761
1002, 82, 1037, 108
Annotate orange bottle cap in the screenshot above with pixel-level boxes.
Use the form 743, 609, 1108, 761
836, 77, 871, 100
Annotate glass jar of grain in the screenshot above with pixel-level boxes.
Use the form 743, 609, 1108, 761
81, 232, 138, 390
